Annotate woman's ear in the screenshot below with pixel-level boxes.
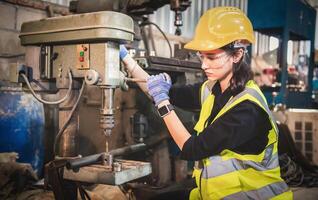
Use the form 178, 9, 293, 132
233, 48, 244, 63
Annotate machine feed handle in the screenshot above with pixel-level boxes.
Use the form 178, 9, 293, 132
65, 153, 104, 171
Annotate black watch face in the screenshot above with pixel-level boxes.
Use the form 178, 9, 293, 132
158, 106, 169, 116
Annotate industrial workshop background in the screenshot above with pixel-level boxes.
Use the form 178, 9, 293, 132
1, 0, 318, 199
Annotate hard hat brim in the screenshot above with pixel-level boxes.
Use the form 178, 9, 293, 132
185, 38, 254, 52
184, 39, 224, 52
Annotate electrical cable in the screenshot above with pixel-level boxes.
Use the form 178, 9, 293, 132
53, 80, 86, 156
140, 25, 151, 56
278, 153, 318, 187
20, 69, 73, 105
140, 21, 173, 58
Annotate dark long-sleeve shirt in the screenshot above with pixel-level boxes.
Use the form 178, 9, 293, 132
169, 81, 272, 161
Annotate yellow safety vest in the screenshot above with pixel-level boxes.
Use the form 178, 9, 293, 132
189, 80, 293, 200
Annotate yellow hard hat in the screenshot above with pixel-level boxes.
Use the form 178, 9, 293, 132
184, 7, 255, 51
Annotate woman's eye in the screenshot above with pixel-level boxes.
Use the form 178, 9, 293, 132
206, 56, 217, 60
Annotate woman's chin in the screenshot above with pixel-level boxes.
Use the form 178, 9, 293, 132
207, 76, 218, 81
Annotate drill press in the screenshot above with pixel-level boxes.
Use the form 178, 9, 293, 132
20, 11, 151, 188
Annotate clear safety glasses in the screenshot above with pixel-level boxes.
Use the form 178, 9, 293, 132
196, 51, 229, 63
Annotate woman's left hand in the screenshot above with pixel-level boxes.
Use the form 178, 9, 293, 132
147, 73, 172, 106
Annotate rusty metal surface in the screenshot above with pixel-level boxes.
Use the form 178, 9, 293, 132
19, 11, 134, 45
57, 79, 81, 157
63, 159, 152, 185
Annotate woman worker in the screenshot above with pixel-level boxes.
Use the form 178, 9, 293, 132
120, 6, 292, 200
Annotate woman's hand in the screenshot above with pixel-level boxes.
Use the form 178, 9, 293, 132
147, 73, 172, 106
119, 45, 129, 60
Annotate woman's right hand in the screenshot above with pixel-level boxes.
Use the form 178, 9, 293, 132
147, 73, 172, 106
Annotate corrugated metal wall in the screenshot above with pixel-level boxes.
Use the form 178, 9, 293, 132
149, 0, 248, 38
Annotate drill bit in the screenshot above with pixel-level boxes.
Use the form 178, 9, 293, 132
105, 137, 109, 153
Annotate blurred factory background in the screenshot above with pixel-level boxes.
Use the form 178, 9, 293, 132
1, 0, 318, 199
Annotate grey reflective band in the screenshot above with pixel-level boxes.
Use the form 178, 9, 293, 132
201, 85, 210, 104
223, 181, 290, 200
200, 81, 216, 105
200, 147, 279, 179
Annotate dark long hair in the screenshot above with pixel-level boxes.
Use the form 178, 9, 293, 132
221, 43, 253, 95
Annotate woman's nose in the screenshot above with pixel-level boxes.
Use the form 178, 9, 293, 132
201, 62, 208, 70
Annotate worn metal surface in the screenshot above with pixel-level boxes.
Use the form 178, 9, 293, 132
19, 11, 134, 45
57, 83, 81, 157
63, 159, 152, 185
52, 43, 121, 86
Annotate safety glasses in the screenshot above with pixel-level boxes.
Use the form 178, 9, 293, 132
196, 51, 231, 66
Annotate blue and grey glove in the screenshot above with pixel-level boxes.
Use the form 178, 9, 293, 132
147, 73, 172, 106
119, 45, 128, 60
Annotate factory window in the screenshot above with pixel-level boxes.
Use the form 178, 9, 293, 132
294, 121, 303, 152
304, 122, 313, 161
294, 121, 302, 150
295, 131, 302, 140
305, 131, 313, 141
295, 121, 302, 130
305, 122, 312, 131
294, 121, 313, 162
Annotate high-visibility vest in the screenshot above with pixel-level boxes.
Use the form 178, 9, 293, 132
189, 80, 293, 200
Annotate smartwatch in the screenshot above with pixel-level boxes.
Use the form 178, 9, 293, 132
157, 104, 174, 118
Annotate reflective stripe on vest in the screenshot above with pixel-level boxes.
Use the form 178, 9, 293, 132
201, 144, 278, 179
191, 80, 292, 200
200, 80, 216, 105
223, 181, 290, 200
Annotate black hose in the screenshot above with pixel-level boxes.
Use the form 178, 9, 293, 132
140, 21, 173, 58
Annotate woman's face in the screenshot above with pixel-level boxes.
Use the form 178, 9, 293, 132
198, 49, 233, 82
198, 49, 244, 81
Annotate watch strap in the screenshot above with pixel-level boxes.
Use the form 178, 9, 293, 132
157, 104, 174, 118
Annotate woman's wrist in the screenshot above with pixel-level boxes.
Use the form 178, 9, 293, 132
157, 100, 171, 108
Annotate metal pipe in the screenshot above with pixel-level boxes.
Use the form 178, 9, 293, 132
66, 153, 104, 170
109, 143, 146, 156
65, 143, 147, 170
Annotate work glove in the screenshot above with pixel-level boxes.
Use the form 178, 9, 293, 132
147, 73, 172, 106
119, 45, 129, 60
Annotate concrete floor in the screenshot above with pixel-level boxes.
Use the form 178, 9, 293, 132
293, 187, 318, 200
